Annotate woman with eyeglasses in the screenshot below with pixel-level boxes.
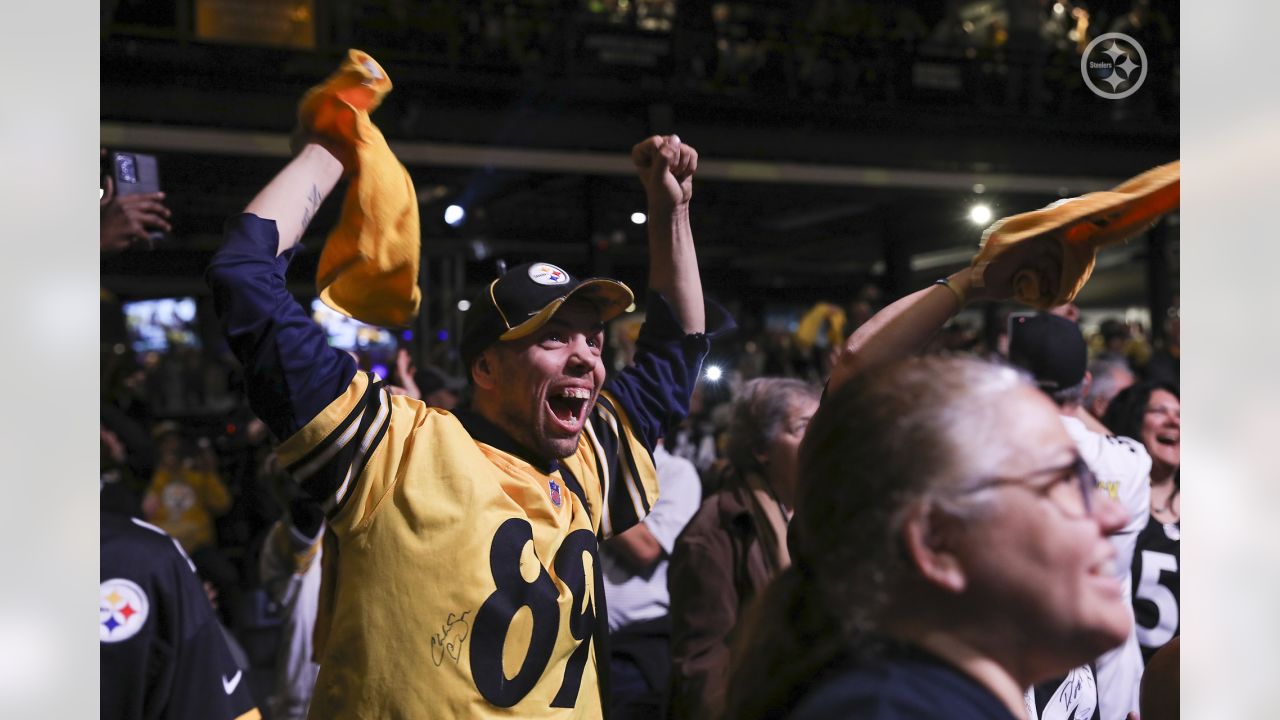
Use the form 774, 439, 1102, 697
1103, 382, 1180, 663
722, 238, 1137, 718
725, 356, 1132, 720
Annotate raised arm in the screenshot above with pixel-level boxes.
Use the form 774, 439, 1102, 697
245, 143, 344, 256
206, 143, 356, 440
828, 234, 1061, 394
631, 135, 705, 334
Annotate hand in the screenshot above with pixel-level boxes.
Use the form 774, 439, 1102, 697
101, 190, 172, 253
967, 235, 1063, 304
1049, 302, 1081, 323
391, 348, 422, 400
394, 347, 415, 384
631, 134, 698, 212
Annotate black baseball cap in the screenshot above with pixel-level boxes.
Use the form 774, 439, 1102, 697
460, 261, 634, 371
1007, 312, 1088, 392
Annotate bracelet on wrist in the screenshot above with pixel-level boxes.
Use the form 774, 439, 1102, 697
933, 277, 966, 308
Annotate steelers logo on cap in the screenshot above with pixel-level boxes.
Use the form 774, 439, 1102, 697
100, 578, 150, 643
528, 263, 570, 286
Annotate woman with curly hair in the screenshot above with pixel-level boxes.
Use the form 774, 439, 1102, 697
1104, 381, 1180, 662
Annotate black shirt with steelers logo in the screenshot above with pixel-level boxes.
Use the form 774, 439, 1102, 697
100, 511, 260, 720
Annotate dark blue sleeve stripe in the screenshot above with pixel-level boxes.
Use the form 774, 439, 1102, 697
339, 387, 392, 518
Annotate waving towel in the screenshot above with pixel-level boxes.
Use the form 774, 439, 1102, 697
299, 49, 421, 328
970, 161, 1180, 309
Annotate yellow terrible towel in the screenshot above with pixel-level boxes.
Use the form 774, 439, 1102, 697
300, 49, 421, 328
970, 160, 1179, 309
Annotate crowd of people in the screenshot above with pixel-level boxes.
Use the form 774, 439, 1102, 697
100, 53, 1179, 720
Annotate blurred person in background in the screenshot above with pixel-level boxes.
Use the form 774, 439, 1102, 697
259, 461, 327, 720
600, 440, 703, 720
415, 364, 467, 410
1085, 356, 1137, 421
102, 510, 261, 720
667, 377, 820, 720
1006, 312, 1151, 720
1103, 381, 1181, 663
726, 356, 1132, 720
144, 425, 242, 629
1143, 305, 1180, 387
100, 151, 258, 719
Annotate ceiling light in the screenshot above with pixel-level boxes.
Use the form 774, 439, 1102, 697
969, 204, 993, 225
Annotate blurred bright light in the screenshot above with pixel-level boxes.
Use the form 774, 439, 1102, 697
704, 365, 723, 382
972, 183, 986, 194
444, 204, 466, 227
969, 204, 993, 225
630, 212, 647, 225
625, 302, 637, 313
1053, 2, 1065, 14
457, 299, 472, 312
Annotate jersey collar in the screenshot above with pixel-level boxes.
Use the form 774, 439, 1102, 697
452, 407, 560, 474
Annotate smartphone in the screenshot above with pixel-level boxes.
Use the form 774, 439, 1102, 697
111, 151, 161, 196
110, 151, 165, 244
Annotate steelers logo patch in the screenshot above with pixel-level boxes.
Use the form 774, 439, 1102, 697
100, 578, 149, 643
528, 263, 570, 286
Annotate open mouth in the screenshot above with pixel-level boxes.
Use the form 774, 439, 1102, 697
547, 387, 591, 431
1155, 433, 1179, 447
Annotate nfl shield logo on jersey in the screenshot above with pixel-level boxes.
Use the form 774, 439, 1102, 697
548, 479, 563, 507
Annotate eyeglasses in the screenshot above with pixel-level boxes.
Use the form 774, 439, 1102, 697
955, 457, 1098, 519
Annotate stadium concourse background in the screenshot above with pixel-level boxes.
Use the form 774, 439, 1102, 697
98, 0, 1179, 713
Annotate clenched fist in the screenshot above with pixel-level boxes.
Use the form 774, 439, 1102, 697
631, 135, 698, 212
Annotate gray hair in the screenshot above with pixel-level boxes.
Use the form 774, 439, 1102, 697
1085, 357, 1134, 409
724, 356, 1033, 720
1050, 377, 1088, 408
724, 377, 821, 474
792, 356, 1029, 637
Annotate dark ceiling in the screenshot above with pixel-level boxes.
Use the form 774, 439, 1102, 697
101, 0, 1179, 323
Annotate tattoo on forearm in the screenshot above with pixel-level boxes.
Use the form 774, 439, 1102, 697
297, 183, 322, 241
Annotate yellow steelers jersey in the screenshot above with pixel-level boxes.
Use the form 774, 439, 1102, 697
275, 372, 659, 719
210, 215, 725, 718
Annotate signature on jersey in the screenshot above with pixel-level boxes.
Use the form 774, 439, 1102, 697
431, 611, 471, 666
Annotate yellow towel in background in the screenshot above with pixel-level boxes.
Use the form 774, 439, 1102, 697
971, 160, 1180, 309
299, 49, 421, 328
793, 302, 847, 352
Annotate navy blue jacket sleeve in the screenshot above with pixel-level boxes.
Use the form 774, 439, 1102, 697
206, 213, 357, 441
603, 291, 736, 451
